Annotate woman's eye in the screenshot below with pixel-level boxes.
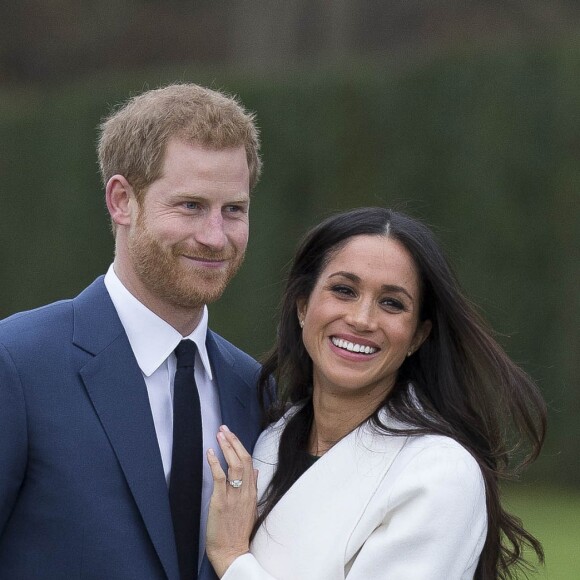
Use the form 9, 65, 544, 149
331, 285, 355, 297
381, 298, 404, 311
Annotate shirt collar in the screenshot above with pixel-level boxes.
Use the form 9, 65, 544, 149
104, 264, 213, 380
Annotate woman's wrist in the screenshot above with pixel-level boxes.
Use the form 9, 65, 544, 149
208, 548, 249, 578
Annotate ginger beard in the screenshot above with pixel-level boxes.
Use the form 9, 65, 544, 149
127, 209, 246, 310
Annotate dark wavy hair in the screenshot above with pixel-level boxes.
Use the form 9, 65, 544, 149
256, 207, 546, 579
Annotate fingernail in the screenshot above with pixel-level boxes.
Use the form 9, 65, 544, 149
221, 424, 230, 432
208, 448, 215, 456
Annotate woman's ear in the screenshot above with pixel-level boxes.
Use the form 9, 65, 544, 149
296, 298, 308, 327
411, 319, 432, 354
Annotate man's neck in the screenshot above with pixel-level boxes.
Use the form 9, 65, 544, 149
112, 261, 203, 337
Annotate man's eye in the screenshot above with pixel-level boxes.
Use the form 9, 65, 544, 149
184, 202, 199, 210
224, 205, 245, 213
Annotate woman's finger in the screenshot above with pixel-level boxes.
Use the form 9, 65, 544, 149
207, 448, 227, 489
217, 427, 256, 492
217, 431, 244, 481
220, 425, 252, 460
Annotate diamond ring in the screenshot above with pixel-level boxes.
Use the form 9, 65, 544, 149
228, 479, 243, 488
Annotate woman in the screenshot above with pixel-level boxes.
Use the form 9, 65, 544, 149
206, 207, 546, 579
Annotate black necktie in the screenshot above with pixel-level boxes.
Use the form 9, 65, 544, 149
170, 339, 203, 580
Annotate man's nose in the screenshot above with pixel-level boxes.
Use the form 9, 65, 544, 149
194, 210, 227, 251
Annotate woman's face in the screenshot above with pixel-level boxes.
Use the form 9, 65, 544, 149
297, 234, 431, 403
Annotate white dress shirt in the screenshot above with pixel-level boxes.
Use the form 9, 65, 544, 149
104, 264, 223, 568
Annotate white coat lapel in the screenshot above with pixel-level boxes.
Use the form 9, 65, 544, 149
252, 412, 409, 580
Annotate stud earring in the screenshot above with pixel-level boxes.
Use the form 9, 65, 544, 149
299, 318, 304, 328
407, 349, 413, 357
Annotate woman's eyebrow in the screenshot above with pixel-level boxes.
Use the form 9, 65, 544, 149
328, 271, 359, 283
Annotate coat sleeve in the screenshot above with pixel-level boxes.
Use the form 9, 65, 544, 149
345, 441, 487, 579
0, 343, 28, 535
221, 554, 277, 580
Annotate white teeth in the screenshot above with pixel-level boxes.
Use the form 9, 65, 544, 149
331, 337, 377, 355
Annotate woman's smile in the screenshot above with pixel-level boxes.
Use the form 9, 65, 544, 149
329, 335, 380, 356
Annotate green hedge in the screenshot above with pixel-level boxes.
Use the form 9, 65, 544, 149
1, 40, 578, 484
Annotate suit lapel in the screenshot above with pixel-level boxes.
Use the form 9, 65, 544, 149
206, 331, 261, 453
73, 278, 179, 580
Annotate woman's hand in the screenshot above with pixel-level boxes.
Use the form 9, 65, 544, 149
206, 425, 258, 578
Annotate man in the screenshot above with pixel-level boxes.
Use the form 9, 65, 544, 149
0, 84, 263, 580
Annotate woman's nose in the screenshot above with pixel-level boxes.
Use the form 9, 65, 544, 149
345, 300, 377, 331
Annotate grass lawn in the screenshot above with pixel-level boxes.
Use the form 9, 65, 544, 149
503, 485, 580, 579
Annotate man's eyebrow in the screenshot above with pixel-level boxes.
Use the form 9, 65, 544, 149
172, 193, 250, 203
226, 197, 250, 205
328, 271, 414, 302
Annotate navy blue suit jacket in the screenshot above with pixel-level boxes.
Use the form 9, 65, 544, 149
0, 277, 263, 580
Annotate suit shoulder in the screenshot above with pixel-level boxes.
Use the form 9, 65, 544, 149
1, 299, 73, 324
0, 299, 74, 346
208, 331, 260, 369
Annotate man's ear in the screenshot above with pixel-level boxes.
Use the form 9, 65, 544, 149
106, 175, 137, 227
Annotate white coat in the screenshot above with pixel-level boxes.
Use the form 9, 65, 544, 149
223, 408, 487, 580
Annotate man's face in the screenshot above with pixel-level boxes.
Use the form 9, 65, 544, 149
126, 139, 250, 311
